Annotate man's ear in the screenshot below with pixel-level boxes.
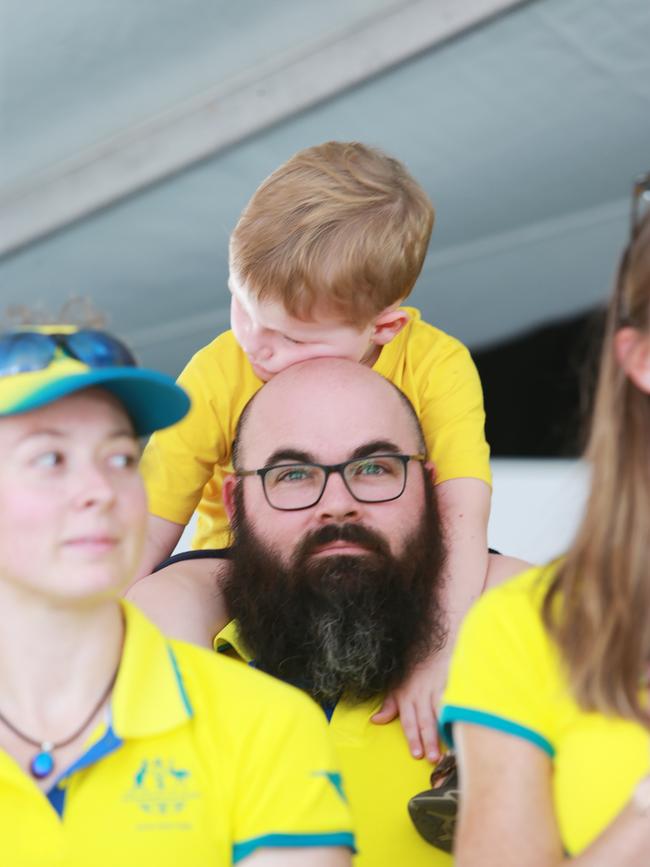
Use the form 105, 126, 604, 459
370, 306, 410, 346
222, 474, 238, 522
614, 326, 650, 395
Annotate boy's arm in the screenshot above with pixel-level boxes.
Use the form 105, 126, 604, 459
372, 478, 491, 761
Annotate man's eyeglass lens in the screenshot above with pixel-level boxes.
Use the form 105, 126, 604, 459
262, 455, 412, 510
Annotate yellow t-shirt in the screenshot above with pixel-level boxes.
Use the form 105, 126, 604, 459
0, 603, 354, 867
141, 306, 490, 549
440, 565, 650, 856
215, 621, 452, 867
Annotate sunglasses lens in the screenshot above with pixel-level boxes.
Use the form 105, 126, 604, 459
0, 333, 56, 375
66, 330, 137, 368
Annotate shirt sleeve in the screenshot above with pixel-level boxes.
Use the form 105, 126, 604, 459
440, 570, 559, 757
140, 343, 231, 526
230, 687, 355, 863
415, 333, 491, 486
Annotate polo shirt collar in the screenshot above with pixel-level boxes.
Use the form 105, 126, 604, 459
111, 601, 193, 739
214, 620, 250, 660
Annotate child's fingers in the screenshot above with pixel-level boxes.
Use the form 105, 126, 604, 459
415, 697, 441, 763
370, 692, 399, 724
398, 700, 425, 759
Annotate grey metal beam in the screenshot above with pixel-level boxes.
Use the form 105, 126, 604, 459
0, 0, 526, 256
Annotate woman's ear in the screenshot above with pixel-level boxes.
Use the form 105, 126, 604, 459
222, 475, 238, 522
370, 307, 410, 346
614, 327, 650, 395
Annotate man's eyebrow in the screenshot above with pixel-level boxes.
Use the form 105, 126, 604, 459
349, 440, 402, 460
264, 448, 316, 466
263, 440, 403, 467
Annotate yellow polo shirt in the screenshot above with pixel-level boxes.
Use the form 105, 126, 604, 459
0, 603, 354, 867
141, 306, 490, 549
215, 621, 452, 867
440, 565, 650, 855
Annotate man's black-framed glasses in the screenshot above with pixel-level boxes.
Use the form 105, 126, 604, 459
236, 453, 426, 511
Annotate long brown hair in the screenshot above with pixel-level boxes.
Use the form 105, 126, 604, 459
542, 209, 650, 727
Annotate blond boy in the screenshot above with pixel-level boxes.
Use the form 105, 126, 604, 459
139, 141, 491, 760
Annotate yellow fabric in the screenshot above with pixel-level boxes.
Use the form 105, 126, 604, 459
141, 306, 490, 549
215, 621, 452, 867
0, 603, 353, 867
441, 565, 650, 856
0, 355, 91, 413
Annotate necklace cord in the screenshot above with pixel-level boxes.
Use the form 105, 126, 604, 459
0, 665, 120, 750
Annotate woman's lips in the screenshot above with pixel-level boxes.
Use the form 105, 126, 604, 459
63, 536, 119, 553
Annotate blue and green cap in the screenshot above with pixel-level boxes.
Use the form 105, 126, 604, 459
0, 325, 190, 436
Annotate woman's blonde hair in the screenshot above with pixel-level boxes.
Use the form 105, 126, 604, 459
229, 141, 434, 327
542, 209, 650, 727
2, 296, 105, 330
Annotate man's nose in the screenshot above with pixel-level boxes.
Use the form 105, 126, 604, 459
314, 470, 362, 523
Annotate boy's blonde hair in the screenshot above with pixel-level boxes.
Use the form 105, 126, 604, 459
229, 141, 434, 327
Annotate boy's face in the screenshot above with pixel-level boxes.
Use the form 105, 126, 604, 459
229, 274, 378, 381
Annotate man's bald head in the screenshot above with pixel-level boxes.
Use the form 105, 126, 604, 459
232, 358, 426, 471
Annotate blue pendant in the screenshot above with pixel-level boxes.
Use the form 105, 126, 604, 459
30, 746, 55, 779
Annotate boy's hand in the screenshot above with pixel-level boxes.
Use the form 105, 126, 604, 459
371, 650, 451, 762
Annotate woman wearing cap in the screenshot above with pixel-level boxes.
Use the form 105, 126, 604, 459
0, 325, 353, 866
440, 181, 650, 863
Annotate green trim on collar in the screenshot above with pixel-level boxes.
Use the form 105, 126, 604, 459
111, 602, 194, 739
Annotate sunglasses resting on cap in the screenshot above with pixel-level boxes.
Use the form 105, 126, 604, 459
0, 326, 190, 436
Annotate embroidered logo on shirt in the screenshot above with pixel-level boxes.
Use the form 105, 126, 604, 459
124, 758, 199, 819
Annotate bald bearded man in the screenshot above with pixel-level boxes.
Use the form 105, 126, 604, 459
130, 359, 530, 865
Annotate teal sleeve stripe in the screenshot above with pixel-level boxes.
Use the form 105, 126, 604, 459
439, 705, 555, 758
233, 831, 356, 863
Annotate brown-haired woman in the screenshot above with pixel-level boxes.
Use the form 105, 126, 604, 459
439, 177, 650, 864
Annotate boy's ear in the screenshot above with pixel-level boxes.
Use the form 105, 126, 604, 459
370, 307, 410, 346
222, 474, 238, 522
614, 326, 650, 395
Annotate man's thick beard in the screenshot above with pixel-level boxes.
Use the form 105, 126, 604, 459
223, 479, 447, 705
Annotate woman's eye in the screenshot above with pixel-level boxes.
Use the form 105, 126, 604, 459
33, 451, 63, 468
283, 335, 304, 345
108, 453, 137, 469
